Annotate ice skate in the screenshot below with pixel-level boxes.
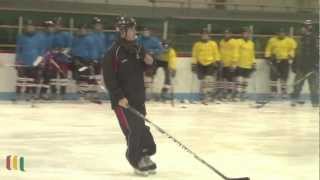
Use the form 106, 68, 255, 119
143, 156, 157, 174
133, 158, 149, 176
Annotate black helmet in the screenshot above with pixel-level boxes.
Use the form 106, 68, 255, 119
201, 28, 209, 34
224, 28, 231, 34
92, 17, 102, 24
25, 19, 34, 26
53, 17, 63, 26
304, 19, 313, 25
162, 40, 170, 48
116, 16, 136, 31
279, 28, 286, 33
43, 20, 55, 27
141, 26, 150, 31
242, 27, 250, 33
78, 23, 89, 29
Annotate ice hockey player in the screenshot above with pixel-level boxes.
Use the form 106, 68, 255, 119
265, 28, 297, 99
137, 26, 164, 100
157, 40, 177, 101
71, 23, 97, 99
291, 20, 319, 107
236, 27, 256, 100
38, 20, 59, 100
192, 28, 221, 104
15, 19, 44, 100
47, 17, 73, 99
219, 29, 239, 101
90, 17, 107, 75
102, 16, 157, 176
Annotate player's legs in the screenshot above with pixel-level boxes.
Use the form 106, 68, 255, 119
221, 67, 230, 100
158, 61, 171, 100
144, 61, 159, 101
72, 57, 94, 99
197, 64, 208, 102
230, 67, 239, 100
114, 105, 156, 169
269, 61, 280, 97
94, 61, 102, 75
25, 67, 39, 95
72, 56, 87, 84
57, 61, 70, 97
308, 70, 319, 106
214, 64, 224, 100
204, 64, 215, 102
223, 67, 236, 100
16, 66, 25, 95
40, 65, 57, 99
237, 68, 251, 100
279, 60, 289, 98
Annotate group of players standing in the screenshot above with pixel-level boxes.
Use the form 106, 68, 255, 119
192, 20, 318, 107
192, 27, 256, 104
14, 17, 318, 107
14, 17, 177, 101
15, 17, 114, 100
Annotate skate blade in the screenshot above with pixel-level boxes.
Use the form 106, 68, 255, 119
134, 169, 149, 176
148, 169, 157, 175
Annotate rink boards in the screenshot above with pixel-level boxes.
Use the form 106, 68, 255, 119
0, 53, 311, 100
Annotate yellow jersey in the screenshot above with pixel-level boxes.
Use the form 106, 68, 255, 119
237, 39, 255, 69
160, 48, 177, 70
192, 40, 220, 66
265, 36, 297, 60
219, 38, 239, 67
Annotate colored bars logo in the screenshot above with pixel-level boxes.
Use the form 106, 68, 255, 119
6, 155, 25, 171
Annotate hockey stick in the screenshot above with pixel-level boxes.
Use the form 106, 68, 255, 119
289, 71, 314, 87
48, 58, 67, 77
255, 71, 315, 109
128, 106, 250, 180
33, 56, 44, 67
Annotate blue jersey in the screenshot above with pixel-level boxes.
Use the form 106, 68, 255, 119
52, 31, 72, 49
71, 34, 95, 61
90, 32, 107, 60
137, 36, 164, 55
39, 32, 55, 52
105, 31, 119, 52
16, 32, 44, 66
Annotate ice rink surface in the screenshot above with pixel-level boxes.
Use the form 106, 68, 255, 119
0, 101, 319, 180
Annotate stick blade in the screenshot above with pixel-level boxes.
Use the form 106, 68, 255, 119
78, 66, 88, 72
90, 99, 103, 104
33, 56, 43, 66
228, 177, 250, 180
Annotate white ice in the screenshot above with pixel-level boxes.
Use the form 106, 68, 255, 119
0, 101, 318, 180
